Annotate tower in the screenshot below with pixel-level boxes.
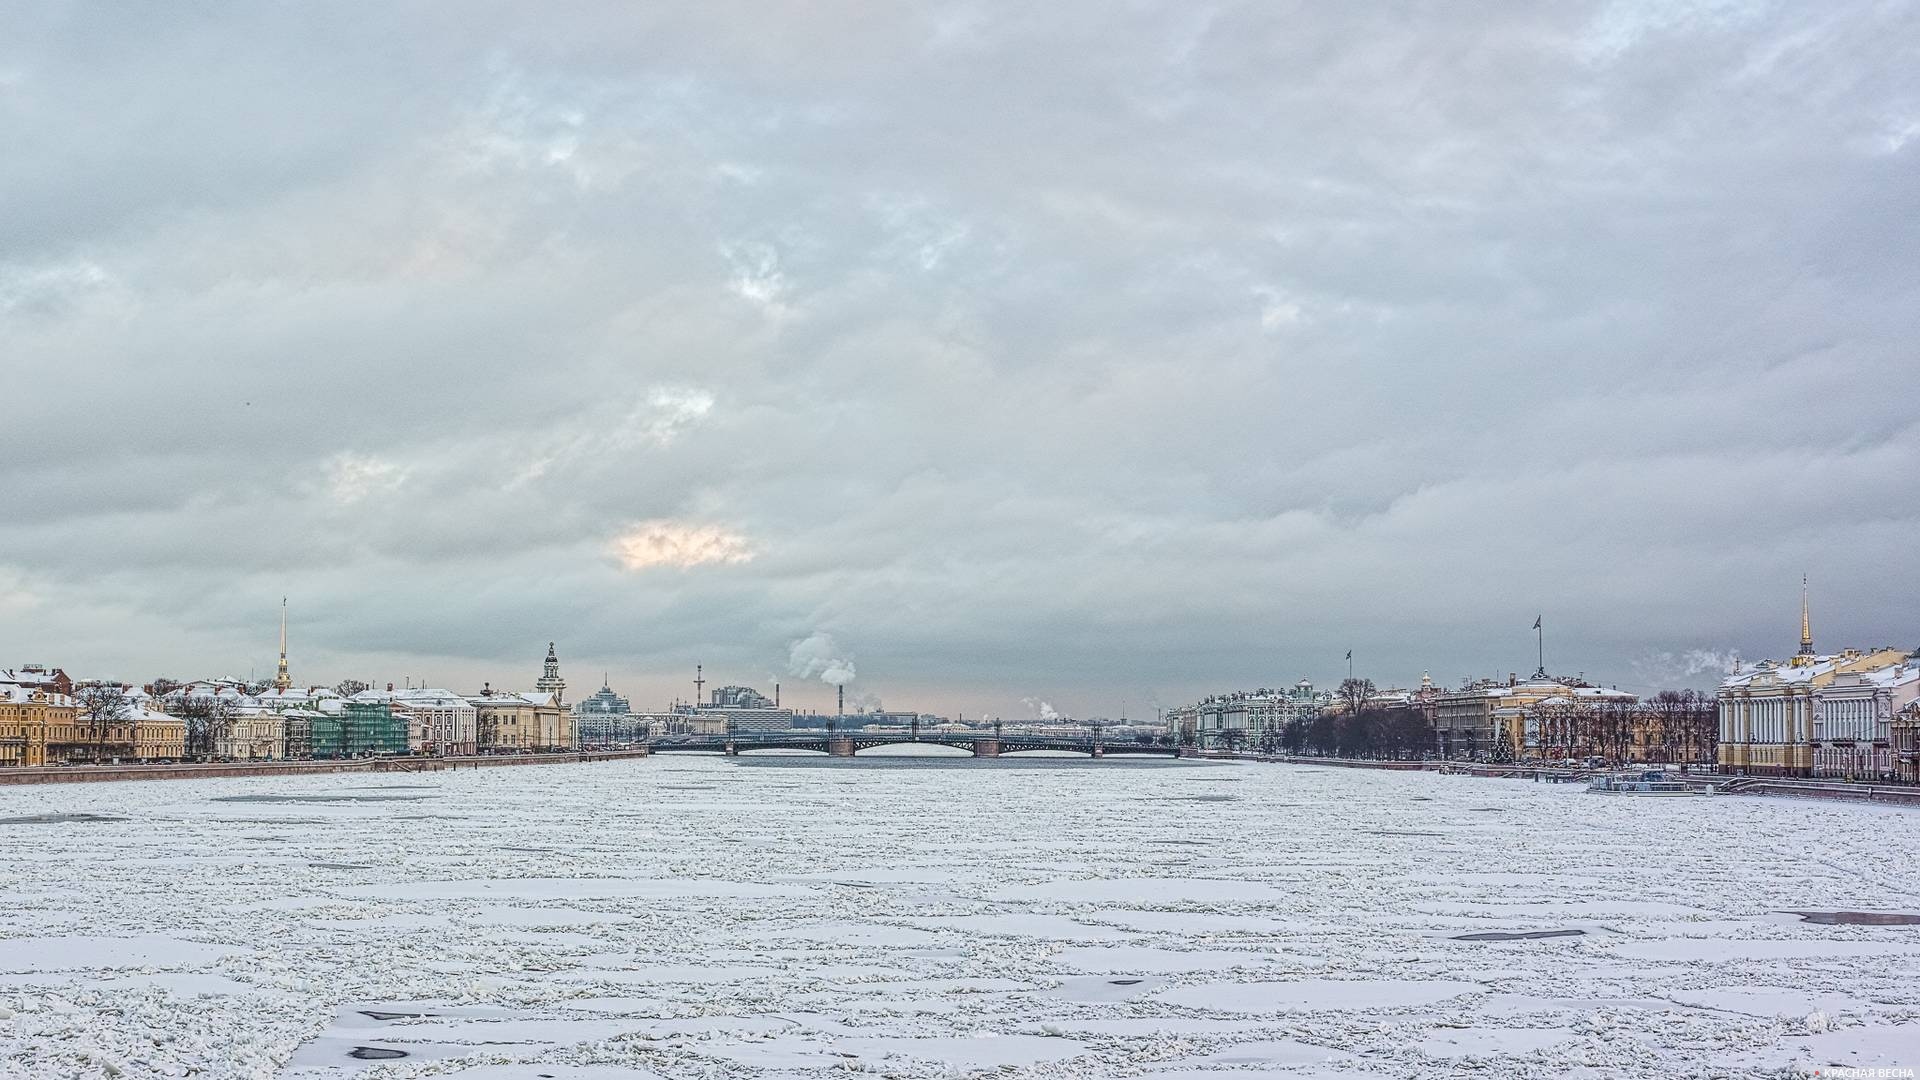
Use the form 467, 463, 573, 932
695, 665, 705, 705
1798, 575, 1815, 657
536, 642, 567, 705
272, 597, 292, 692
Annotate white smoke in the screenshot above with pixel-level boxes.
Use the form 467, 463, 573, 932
788, 632, 856, 686
1631, 648, 1743, 688
1022, 697, 1061, 721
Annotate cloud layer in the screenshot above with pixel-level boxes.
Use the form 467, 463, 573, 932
3, 3, 1917, 718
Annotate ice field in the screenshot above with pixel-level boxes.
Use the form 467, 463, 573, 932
1, 753, 1917, 1079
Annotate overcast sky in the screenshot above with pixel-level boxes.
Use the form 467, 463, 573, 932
3, 2, 1917, 720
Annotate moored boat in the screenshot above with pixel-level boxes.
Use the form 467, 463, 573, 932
1587, 768, 1705, 796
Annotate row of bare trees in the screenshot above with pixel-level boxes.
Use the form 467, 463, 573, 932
1523, 689, 1718, 765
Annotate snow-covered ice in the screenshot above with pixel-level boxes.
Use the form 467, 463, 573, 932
2, 756, 1919, 1078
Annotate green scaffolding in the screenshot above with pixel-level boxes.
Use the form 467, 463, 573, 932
312, 701, 409, 758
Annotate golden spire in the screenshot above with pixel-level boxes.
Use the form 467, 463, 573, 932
1797, 575, 1814, 657
273, 596, 293, 691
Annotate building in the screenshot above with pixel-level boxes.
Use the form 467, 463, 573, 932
214, 709, 286, 761
573, 678, 640, 747
1894, 700, 1920, 783
282, 708, 321, 759
1810, 662, 1918, 779
127, 704, 187, 762
1436, 674, 1636, 761
315, 696, 410, 758
671, 683, 795, 733
534, 642, 567, 705
1716, 586, 1912, 778
390, 689, 479, 756
1170, 680, 1335, 751
7, 681, 186, 764
470, 688, 571, 751
1, 665, 72, 698
0, 683, 73, 767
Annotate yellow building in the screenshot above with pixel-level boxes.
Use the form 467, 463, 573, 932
214, 710, 285, 761
129, 705, 187, 762
0, 685, 74, 767
469, 690, 572, 751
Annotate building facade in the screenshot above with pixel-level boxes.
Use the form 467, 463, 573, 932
1436, 675, 1636, 761
671, 684, 795, 733
573, 679, 640, 747
0, 684, 72, 767
316, 698, 409, 758
1893, 700, 1920, 783
1810, 663, 1918, 778
470, 690, 571, 751
1171, 680, 1335, 751
390, 689, 479, 756
1716, 594, 1910, 779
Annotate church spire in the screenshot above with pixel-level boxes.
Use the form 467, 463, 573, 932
273, 597, 293, 691
1798, 575, 1815, 657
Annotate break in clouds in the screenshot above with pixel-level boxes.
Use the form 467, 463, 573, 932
2, 2, 1917, 718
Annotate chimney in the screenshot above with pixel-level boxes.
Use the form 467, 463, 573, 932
774, 682, 780, 707
386, 682, 394, 692
837, 684, 845, 718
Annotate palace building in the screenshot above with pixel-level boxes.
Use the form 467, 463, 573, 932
1716, 582, 1913, 778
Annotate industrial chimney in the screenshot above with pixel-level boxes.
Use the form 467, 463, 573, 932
837, 684, 844, 719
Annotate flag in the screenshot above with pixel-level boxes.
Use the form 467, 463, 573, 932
1344, 650, 1352, 661
1532, 615, 1542, 630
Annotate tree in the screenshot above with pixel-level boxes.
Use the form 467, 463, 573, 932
73, 685, 131, 763
1306, 713, 1339, 756
149, 677, 182, 698
1218, 728, 1247, 754
334, 679, 370, 697
1281, 718, 1308, 755
1337, 678, 1375, 720
174, 694, 238, 761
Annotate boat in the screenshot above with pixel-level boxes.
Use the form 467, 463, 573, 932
1586, 768, 1706, 796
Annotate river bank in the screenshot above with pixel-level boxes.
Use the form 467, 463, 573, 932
0, 748, 650, 786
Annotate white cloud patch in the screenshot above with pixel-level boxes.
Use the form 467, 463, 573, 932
323, 453, 409, 505
720, 241, 791, 317
611, 521, 755, 570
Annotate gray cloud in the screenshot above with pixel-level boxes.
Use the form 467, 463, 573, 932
3, 1, 1917, 717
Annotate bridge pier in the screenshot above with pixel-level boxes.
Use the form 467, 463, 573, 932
971, 738, 1000, 758
1091, 743, 1104, 758
724, 740, 738, 756
827, 735, 856, 758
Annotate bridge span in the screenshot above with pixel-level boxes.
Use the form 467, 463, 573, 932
643, 731, 1178, 758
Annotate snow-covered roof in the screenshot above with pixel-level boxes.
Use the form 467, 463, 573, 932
467, 691, 555, 707
1, 684, 73, 706
390, 689, 472, 709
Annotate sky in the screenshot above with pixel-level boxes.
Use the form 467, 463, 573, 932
2, 2, 1917, 721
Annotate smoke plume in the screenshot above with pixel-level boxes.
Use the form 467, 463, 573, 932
788, 632, 856, 686
1022, 697, 1061, 721
1630, 648, 1743, 688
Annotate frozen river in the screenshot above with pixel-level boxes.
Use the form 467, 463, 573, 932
1, 754, 1917, 1079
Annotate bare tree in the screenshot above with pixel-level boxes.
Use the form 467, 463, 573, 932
334, 679, 370, 697
73, 684, 131, 764
173, 694, 238, 761
1336, 678, 1375, 720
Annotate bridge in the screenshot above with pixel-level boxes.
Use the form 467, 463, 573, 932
643, 729, 1179, 758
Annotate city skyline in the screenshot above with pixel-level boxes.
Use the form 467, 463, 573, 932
3, 580, 1897, 725
5, 5, 1918, 722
